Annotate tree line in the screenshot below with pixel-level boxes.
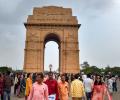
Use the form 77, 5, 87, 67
0, 63, 120, 76
81, 61, 120, 76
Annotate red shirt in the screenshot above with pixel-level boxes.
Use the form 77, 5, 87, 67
0, 78, 4, 94
45, 79, 59, 100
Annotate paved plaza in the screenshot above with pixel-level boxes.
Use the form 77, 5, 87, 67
11, 80, 120, 100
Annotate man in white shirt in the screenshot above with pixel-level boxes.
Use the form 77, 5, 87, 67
107, 76, 113, 94
83, 74, 93, 100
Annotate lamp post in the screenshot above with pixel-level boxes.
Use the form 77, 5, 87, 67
49, 64, 52, 72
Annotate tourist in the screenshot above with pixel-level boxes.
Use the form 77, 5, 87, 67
0, 73, 4, 100
92, 75, 111, 100
71, 74, 75, 82
58, 74, 69, 100
3, 71, 13, 100
28, 73, 48, 100
82, 74, 87, 81
45, 72, 59, 100
83, 74, 93, 100
112, 75, 117, 92
25, 73, 32, 100
107, 76, 113, 99
43, 74, 48, 82
57, 74, 61, 83
64, 73, 69, 82
20, 74, 26, 94
16, 74, 21, 96
71, 73, 85, 100
14, 74, 18, 95
32, 73, 36, 83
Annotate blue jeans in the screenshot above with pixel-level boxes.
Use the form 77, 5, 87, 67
3, 91, 11, 100
86, 92, 92, 100
113, 82, 117, 92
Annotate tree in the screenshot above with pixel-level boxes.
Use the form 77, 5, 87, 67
0, 66, 12, 73
80, 61, 120, 76
82, 66, 101, 74
104, 66, 120, 76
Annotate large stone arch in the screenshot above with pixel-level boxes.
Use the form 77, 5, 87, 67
43, 33, 60, 72
44, 33, 60, 45
23, 6, 80, 73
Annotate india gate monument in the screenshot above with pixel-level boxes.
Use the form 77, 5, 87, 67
23, 6, 80, 73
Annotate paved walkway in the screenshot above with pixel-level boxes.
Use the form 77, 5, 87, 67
11, 80, 120, 100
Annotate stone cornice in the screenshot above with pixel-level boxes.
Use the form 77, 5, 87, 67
62, 49, 79, 51
24, 49, 41, 51
24, 23, 81, 28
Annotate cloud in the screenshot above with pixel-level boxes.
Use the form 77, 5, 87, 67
81, 0, 114, 19
0, 0, 115, 24
80, 0, 114, 12
0, 0, 120, 69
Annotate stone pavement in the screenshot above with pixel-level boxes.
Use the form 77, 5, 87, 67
11, 80, 120, 100
11, 86, 24, 100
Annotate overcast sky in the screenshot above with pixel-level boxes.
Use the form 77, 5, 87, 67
0, 0, 120, 71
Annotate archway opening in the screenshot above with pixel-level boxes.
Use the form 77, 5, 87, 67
44, 41, 59, 72
44, 33, 60, 73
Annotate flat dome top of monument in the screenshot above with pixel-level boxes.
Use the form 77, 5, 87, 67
33, 6, 72, 16
43, 6, 63, 8
25, 6, 79, 25
34, 6, 68, 9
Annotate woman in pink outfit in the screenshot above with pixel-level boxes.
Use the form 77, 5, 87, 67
92, 75, 112, 100
28, 73, 48, 100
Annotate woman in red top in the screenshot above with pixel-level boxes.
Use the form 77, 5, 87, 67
92, 75, 111, 100
0, 73, 4, 100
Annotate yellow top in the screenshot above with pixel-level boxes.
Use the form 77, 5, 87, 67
71, 79, 85, 98
25, 78, 32, 96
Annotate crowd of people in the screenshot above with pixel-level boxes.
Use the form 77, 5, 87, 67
0, 71, 119, 100
0, 71, 13, 100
